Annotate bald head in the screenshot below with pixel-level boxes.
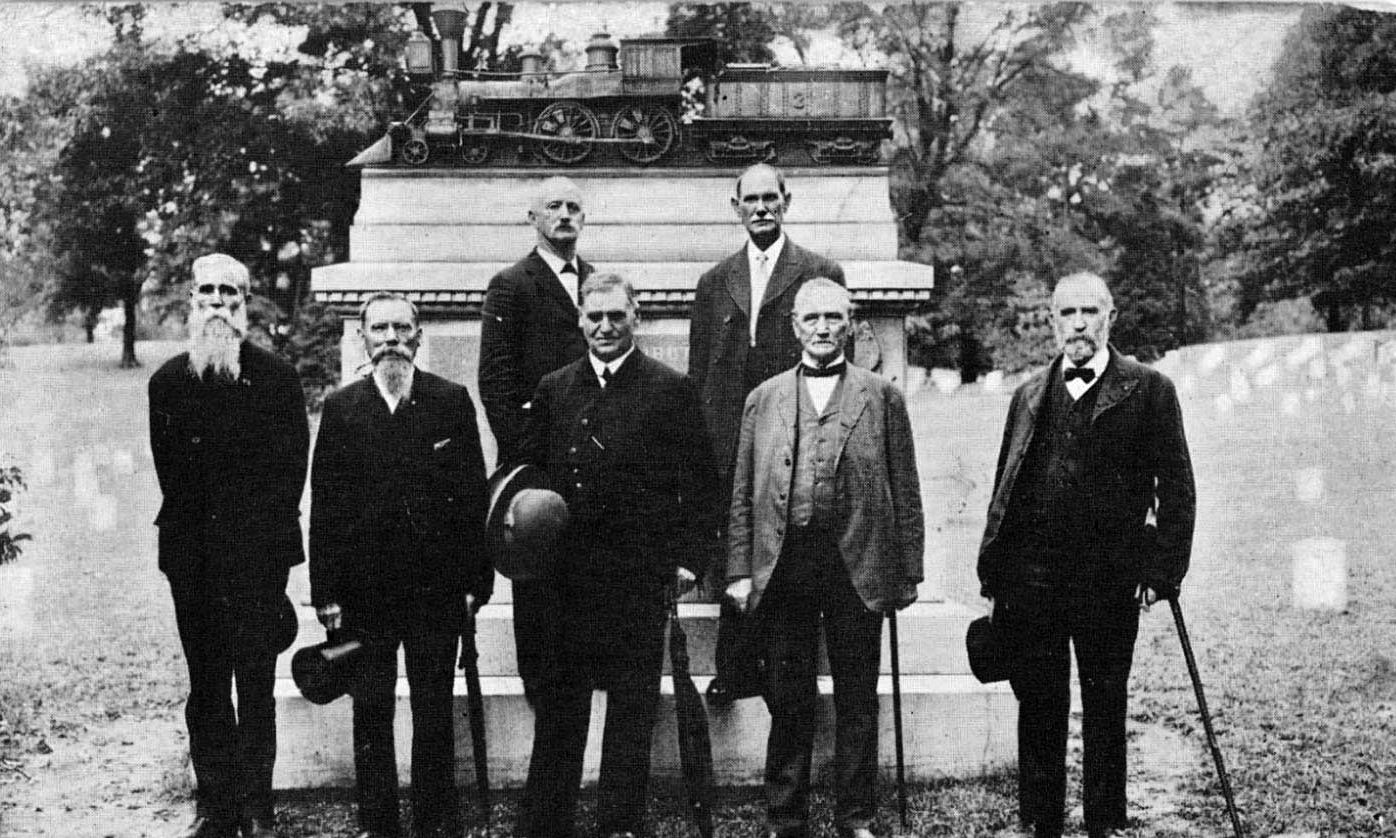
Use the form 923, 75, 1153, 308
529, 176, 585, 259
1051, 272, 1117, 364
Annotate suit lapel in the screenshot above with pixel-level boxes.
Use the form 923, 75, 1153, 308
998, 362, 1052, 492
723, 248, 752, 324
773, 370, 798, 451
832, 371, 871, 461
529, 250, 579, 313
1091, 349, 1141, 423
761, 241, 802, 309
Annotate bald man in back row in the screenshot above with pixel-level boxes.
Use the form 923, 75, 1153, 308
478, 176, 594, 704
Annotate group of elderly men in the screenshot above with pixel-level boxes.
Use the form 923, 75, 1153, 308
149, 162, 1194, 838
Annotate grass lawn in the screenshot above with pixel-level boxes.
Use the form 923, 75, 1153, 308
2, 338, 1395, 836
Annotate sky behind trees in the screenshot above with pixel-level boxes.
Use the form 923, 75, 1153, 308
1, 2, 1298, 116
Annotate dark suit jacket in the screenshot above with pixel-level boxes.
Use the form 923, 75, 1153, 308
309, 370, 492, 625
516, 351, 721, 623
977, 349, 1196, 598
689, 239, 845, 481
479, 250, 593, 463
727, 364, 924, 614
149, 342, 308, 582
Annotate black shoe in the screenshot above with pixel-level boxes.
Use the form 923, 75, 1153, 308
174, 816, 237, 838
1031, 825, 1062, 838
836, 829, 877, 838
601, 832, 637, 838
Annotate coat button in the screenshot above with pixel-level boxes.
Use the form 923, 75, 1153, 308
581, 418, 590, 427
569, 447, 578, 454
191, 436, 201, 444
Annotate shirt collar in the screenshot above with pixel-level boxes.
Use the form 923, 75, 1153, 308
801, 352, 846, 371
535, 246, 578, 280
589, 345, 637, 380
746, 233, 786, 270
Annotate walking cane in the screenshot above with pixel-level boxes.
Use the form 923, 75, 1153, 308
1168, 596, 1245, 837
887, 610, 908, 830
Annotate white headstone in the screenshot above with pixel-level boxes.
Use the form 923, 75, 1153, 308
1294, 468, 1324, 504
1198, 345, 1227, 376
1291, 537, 1348, 611
1286, 335, 1322, 369
1243, 341, 1274, 369
930, 368, 960, 395
982, 370, 1004, 393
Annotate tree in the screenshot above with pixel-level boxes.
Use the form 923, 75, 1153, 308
1238, 5, 1396, 331
666, 3, 777, 65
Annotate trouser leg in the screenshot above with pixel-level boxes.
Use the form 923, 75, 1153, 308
520, 677, 592, 838
761, 593, 820, 834
513, 580, 560, 705
1074, 588, 1139, 832
822, 571, 883, 831
1007, 588, 1070, 835
170, 581, 239, 824
404, 629, 461, 832
232, 636, 278, 822
596, 682, 661, 834
353, 636, 404, 836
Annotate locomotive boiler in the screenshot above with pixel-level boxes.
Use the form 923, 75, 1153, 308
359, 12, 892, 169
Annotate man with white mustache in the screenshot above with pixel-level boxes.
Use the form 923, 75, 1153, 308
978, 272, 1196, 838
149, 254, 310, 838
310, 292, 492, 838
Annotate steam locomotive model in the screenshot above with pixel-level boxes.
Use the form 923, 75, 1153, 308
359, 11, 892, 168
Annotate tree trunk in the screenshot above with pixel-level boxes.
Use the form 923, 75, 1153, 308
119, 282, 139, 368
1325, 299, 1344, 333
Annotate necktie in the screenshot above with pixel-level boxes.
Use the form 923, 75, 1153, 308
560, 262, 579, 304
600, 366, 612, 388
1063, 366, 1095, 383
750, 252, 769, 345
801, 361, 846, 378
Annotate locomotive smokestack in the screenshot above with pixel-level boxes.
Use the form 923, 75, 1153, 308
432, 5, 470, 74
585, 32, 619, 72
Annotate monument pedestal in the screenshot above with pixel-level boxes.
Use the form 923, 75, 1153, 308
292, 166, 1015, 790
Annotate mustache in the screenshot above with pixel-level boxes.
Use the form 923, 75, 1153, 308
371, 345, 415, 362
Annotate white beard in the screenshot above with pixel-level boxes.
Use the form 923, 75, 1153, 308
187, 306, 248, 380
375, 353, 414, 399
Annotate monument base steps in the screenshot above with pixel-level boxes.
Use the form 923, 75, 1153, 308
272, 601, 1017, 789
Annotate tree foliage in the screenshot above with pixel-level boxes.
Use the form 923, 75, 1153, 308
666, 3, 777, 65
0, 465, 30, 566
1237, 5, 1396, 331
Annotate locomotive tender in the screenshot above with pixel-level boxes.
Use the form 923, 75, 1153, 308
375, 10, 892, 168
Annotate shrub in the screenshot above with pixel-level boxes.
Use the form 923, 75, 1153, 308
0, 465, 31, 565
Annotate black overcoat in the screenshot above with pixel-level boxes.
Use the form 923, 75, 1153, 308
977, 349, 1196, 598
309, 370, 491, 628
688, 239, 844, 482
478, 250, 594, 462
149, 342, 308, 583
515, 351, 721, 673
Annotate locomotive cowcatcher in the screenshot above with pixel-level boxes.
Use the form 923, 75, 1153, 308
353, 10, 892, 169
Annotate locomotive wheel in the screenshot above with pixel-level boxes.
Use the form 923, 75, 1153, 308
460, 141, 491, 166
613, 104, 678, 164
399, 138, 430, 166
533, 101, 600, 165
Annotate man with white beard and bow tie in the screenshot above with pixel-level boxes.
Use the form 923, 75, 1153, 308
149, 253, 310, 838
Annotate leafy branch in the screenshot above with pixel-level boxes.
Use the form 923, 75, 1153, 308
0, 465, 31, 566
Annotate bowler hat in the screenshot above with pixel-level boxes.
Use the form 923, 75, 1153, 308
965, 615, 1015, 684
291, 632, 371, 705
271, 594, 298, 654
485, 464, 569, 581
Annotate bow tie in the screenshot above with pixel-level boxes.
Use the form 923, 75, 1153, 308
1063, 366, 1096, 383
560, 262, 577, 275
801, 361, 846, 378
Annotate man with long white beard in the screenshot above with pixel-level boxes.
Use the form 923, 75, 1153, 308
149, 254, 310, 838
310, 292, 492, 838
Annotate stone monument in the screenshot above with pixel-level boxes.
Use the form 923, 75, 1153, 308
275, 20, 1013, 791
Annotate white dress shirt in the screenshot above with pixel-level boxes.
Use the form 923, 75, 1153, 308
745, 234, 787, 345
588, 345, 636, 388
535, 246, 581, 302
800, 352, 844, 413
1062, 345, 1109, 400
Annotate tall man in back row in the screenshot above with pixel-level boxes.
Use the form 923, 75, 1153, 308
689, 163, 845, 703
479, 176, 593, 704
149, 254, 309, 838
977, 272, 1196, 838
726, 279, 923, 838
